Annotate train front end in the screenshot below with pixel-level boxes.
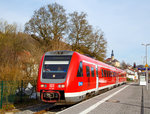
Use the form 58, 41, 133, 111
37, 51, 74, 103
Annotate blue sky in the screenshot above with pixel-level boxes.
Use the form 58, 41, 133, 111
0, 0, 150, 65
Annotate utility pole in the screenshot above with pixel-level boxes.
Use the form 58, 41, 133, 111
142, 43, 150, 90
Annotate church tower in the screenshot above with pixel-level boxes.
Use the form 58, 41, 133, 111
111, 50, 114, 61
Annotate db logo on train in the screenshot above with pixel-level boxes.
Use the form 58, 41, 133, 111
49, 84, 55, 89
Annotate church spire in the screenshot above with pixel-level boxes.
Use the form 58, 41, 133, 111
111, 50, 114, 57
111, 50, 114, 60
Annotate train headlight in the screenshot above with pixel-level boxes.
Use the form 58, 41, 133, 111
58, 84, 65, 88
41, 84, 44, 87
58, 85, 61, 88
61, 84, 65, 88
41, 84, 47, 87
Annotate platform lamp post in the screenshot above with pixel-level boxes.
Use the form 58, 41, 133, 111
142, 43, 150, 90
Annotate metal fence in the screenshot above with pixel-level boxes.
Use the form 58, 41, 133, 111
0, 80, 37, 109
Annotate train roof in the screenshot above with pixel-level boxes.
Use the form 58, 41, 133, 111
45, 50, 74, 56
45, 50, 125, 72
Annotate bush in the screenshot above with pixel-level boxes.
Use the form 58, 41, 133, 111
127, 77, 133, 82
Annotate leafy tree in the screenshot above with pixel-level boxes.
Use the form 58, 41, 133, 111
24, 3, 68, 44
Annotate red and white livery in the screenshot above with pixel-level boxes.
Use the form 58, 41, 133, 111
37, 51, 126, 104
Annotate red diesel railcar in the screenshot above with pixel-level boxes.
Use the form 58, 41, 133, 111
37, 50, 126, 104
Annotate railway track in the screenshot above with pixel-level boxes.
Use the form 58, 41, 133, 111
15, 84, 124, 114
14, 103, 74, 114
35, 104, 74, 114
34, 88, 111, 114
15, 103, 54, 114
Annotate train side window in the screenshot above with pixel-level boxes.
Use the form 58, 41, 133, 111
98, 68, 101, 77
101, 69, 104, 77
91, 67, 94, 77
107, 70, 109, 77
103, 70, 105, 77
104, 70, 106, 77
96, 67, 98, 77
110, 71, 113, 77
108, 71, 110, 77
113, 72, 115, 77
77, 61, 83, 77
86, 66, 90, 77
106, 71, 108, 77
106, 70, 108, 77
105, 70, 107, 77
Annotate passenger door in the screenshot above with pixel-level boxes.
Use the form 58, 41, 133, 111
95, 65, 99, 91
116, 73, 119, 84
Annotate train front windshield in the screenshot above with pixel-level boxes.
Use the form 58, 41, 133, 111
42, 56, 71, 79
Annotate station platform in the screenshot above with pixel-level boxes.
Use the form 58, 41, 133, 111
57, 83, 150, 114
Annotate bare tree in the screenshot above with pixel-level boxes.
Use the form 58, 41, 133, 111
68, 11, 107, 61
24, 3, 68, 44
121, 61, 128, 69
68, 11, 92, 50
0, 19, 17, 34
86, 29, 107, 61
